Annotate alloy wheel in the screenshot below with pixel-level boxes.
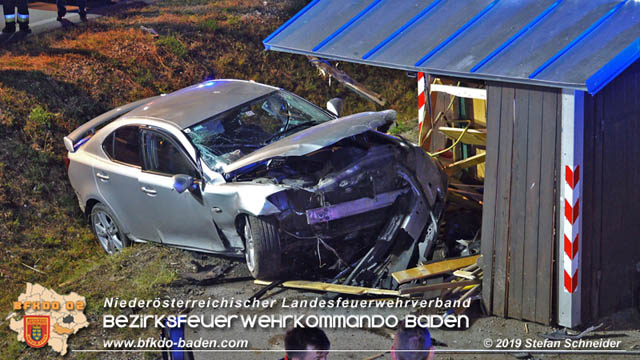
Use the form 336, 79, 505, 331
244, 221, 256, 273
92, 210, 124, 254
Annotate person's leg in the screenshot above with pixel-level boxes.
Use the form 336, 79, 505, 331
77, 0, 87, 21
2, 0, 16, 34
56, 0, 67, 20
17, 0, 29, 33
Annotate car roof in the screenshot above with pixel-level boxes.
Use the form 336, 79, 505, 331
123, 79, 279, 129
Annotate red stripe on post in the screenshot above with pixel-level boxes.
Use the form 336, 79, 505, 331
418, 94, 425, 108
418, 72, 424, 80
564, 234, 579, 260
564, 269, 579, 293
565, 165, 580, 189
564, 199, 579, 225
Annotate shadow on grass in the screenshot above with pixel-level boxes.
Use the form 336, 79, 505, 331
0, 69, 110, 129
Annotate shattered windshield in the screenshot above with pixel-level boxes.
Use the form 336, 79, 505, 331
185, 90, 335, 172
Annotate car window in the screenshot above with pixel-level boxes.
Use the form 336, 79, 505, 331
103, 126, 141, 167
142, 131, 198, 177
186, 90, 335, 171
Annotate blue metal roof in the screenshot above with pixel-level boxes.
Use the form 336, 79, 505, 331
263, 0, 640, 94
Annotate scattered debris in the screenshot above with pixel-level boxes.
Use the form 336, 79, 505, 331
400, 279, 480, 296
254, 280, 403, 297
176, 261, 235, 285
250, 280, 286, 301
392, 255, 479, 284
438, 127, 487, 146
445, 153, 486, 176
307, 55, 386, 106
139, 25, 159, 37
541, 323, 604, 340
510, 352, 533, 359
20, 262, 46, 274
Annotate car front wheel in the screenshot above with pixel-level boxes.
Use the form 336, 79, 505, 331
91, 203, 129, 254
243, 215, 282, 280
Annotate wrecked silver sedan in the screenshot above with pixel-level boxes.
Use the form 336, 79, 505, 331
64, 79, 447, 287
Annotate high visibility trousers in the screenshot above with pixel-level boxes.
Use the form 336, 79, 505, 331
3, 0, 29, 24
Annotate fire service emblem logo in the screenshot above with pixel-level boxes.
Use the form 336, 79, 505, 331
24, 316, 50, 348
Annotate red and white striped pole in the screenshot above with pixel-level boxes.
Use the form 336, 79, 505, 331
564, 163, 581, 294
417, 72, 426, 145
558, 89, 584, 328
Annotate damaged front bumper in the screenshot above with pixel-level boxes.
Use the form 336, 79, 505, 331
230, 132, 447, 289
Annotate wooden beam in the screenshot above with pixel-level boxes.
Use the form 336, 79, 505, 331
445, 153, 486, 175
392, 255, 480, 284
431, 84, 487, 100
254, 280, 403, 297
438, 126, 487, 146
307, 56, 386, 106
400, 279, 481, 295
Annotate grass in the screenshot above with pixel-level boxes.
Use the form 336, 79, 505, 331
0, 1, 419, 358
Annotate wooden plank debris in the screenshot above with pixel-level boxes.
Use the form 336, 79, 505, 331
254, 280, 403, 297
438, 127, 487, 146
307, 56, 386, 106
445, 153, 486, 175
399, 279, 481, 295
431, 84, 487, 100
392, 255, 480, 284
453, 267, 482, 280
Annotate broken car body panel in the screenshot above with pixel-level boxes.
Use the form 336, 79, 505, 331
222, 109, 397, 174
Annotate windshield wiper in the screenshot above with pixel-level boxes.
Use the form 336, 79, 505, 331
262, 120, 320, 145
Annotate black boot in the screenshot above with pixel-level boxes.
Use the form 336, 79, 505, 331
57, 8, 67, 21
79, 12, 88, 22
18, 22, 31, 33
2, 22, 16, 34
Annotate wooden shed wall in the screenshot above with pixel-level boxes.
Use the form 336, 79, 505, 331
581, 60, 640, 322
481, 83, 561, 324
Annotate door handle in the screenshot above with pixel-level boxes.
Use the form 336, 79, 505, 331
96, 172, 110, 181
140, 186, 157, 195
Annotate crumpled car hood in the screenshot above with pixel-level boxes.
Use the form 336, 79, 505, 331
221, 110, 396, 174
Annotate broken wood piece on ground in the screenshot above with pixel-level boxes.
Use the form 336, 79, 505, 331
392, 255, 480, 284
254, 280, 403, 297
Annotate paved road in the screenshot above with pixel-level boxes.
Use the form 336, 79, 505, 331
28, 2, 90, 30
0, 1, 113, 44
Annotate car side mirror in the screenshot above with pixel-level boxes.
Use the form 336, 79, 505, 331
326, 98, 343, 117
172, 174, 194, 193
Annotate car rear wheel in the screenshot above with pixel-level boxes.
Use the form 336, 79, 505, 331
243, 215, 282, 280
91, 203, 129, 254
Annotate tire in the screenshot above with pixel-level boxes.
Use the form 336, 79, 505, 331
90, 203, 129, 255
243, 215, 282, 280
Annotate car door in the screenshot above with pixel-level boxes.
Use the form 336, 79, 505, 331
138, 128, 223, 252
94, 125, 160, 242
